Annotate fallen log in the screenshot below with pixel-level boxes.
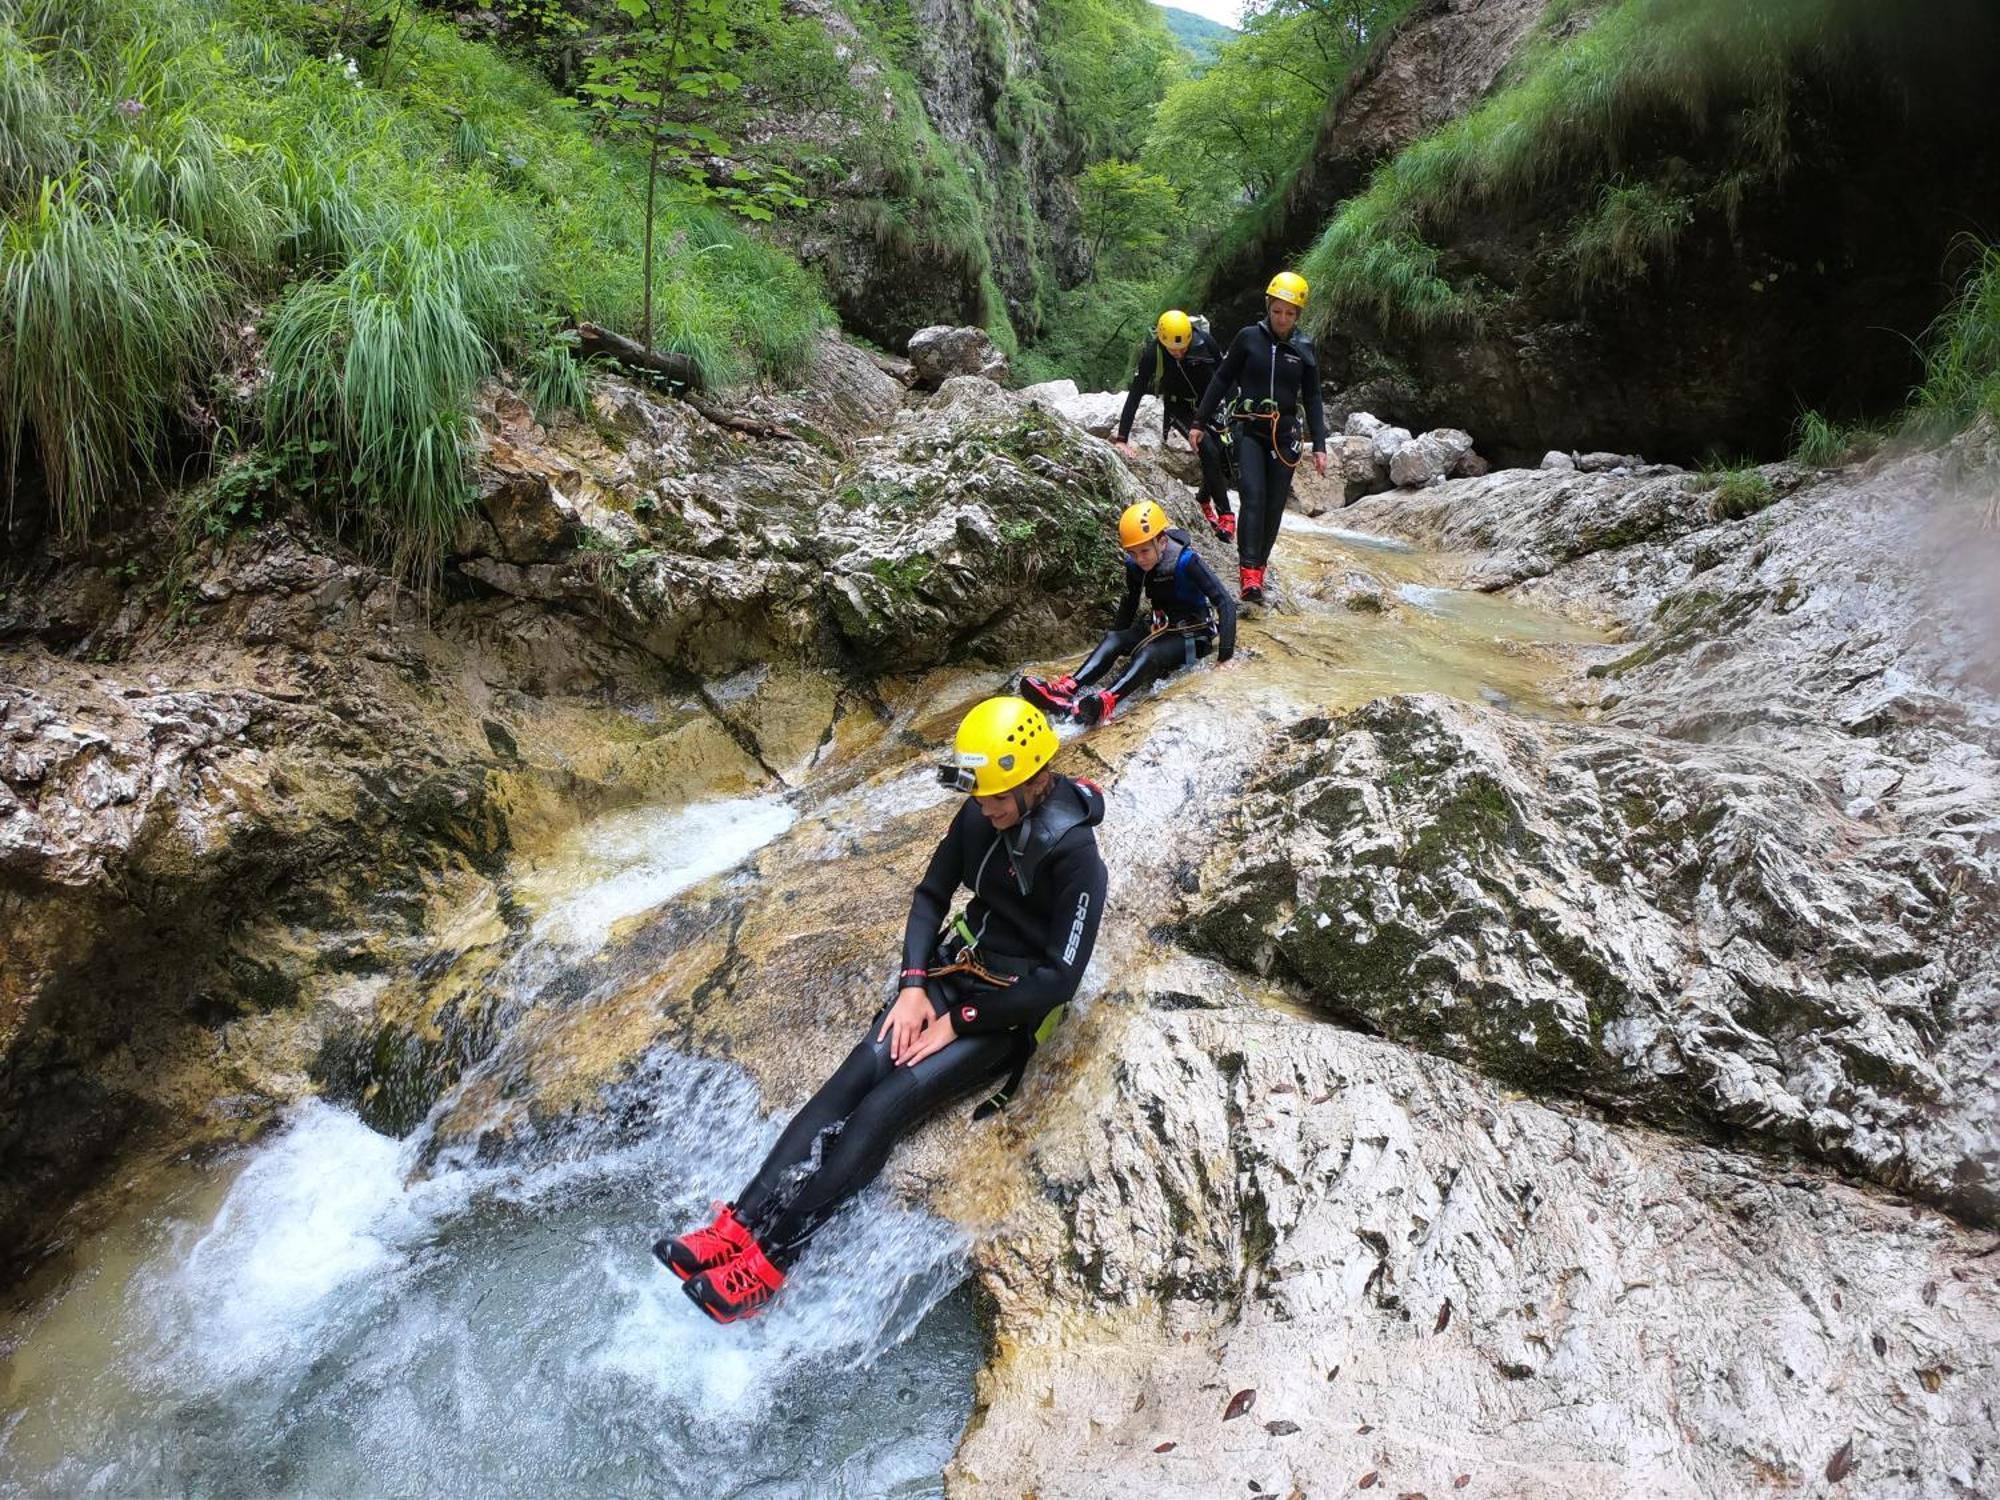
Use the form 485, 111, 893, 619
573, 322, 703, 391
572, 322, 803, 443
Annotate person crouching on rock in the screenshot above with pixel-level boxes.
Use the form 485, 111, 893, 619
1189, 270, 1328, 606
1019, 500, 1236, 727
1114, 309, 1236, 542
656, 696, 1107, 1324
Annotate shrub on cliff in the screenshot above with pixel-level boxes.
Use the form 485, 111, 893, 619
0, 0, 828, 562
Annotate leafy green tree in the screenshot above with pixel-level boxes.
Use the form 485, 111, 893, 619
1144, 0, 1409, 218
1074, 158, 1177, 279
579, 0, 800, 351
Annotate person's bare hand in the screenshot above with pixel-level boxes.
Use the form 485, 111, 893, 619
1114, 439, 1135, 458
876, 985, 932, 1064
1188, 426, 1206, 448
900, 1010, 958, 1067
1313, 451, 1329, 478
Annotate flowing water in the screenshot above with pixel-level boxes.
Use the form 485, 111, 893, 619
0, 798, 978, 1500
0, 511, 1610, 1500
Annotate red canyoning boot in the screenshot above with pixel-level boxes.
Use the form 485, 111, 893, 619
1215, 510, 1237, 542
1018, 674, 1080, 717
1075, 688, 1119, 726
654, 1202, 758, 1282
684, 1239, 788, 1324
1239, 566, 1265, 605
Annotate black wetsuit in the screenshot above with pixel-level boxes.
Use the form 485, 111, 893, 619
733, 777, 1108, 1266
1073, 528, 1236, 703
1117, 327, 1231, 517
1195, 320, 1329, 570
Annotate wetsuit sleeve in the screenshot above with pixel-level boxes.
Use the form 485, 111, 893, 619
1192, 553, 1237, 662
1195, 330, 1249, 428
900, 819, 963, 975
948, 843, 1107, 1035
1111, 563, 1142, 631
1116, 340, 1157, 443
1303, 344, 1328, 452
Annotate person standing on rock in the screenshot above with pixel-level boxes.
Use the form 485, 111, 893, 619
1189, 271, 1329, 605
656, 696, 1107, 1323
1114, 310, 1236, 541
1018, 499, 1236, 726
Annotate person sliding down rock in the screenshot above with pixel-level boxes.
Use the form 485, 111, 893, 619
1018, 500, 1236, 727
1189, 270, 1329, 606
1114, 309, 1236, 541
656, 696, 1107, 1324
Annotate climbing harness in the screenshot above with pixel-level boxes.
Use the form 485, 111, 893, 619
1231, 397, 1304, 472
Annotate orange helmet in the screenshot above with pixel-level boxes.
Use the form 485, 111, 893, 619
1118, 500, 1169, 549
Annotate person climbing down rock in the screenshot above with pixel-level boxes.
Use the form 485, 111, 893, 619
1018, 499, 1236, 727
1189, 270, 1329, 606
1115, 310, 1236, 541
656, 696, 1108, 1324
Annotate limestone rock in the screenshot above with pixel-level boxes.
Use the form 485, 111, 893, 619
906, 325, 1008, 388
1388, 429, 1470, 488
1336, 433, 1392, 497
1343, 410, 1386, 440
956, 998, 2000, 1500
1371, 423, 1413, 466
1541, 449, 1577, 471
1453, 448, 1491, 477
1579, 449, 1641, 472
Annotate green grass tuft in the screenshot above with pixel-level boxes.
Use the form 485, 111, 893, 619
261, 222, 527, 576
1790, 409, 1882, 467
1708, 466, 1776, 520
0, 181, 220, 537
1909, 241, 2000, 440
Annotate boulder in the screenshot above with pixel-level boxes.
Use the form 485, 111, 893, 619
1453, 448, 1491, 477
1343, 410, 1386, 440
1370, 423, 1413, 466
1334, 433, 1391, 498
1540, 449, 1578, 471
1578, 449, 1641, 472
905, 325, 1009, 389
1387, 430, 1457, 488
1288, 465, 1342, 516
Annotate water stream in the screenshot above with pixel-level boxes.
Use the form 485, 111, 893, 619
0, 514, 1609, 1499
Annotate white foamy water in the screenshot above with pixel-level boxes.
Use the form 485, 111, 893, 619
0, 790, 980, 1499
524, 796, 799, 947
0, 1060, 978, 1499
1284, 515, 1419, 551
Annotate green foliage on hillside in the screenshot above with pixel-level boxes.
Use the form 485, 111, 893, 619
1298, 0, 1925, 334
1017, 0, 1404, 389
0, 0, 828, 566
1157, 5, 1235, 66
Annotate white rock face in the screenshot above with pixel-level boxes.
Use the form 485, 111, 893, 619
956, 997, 2000, 1500
906, 324, 1009, 387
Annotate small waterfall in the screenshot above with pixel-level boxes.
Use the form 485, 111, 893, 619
0, 793, 983, 1500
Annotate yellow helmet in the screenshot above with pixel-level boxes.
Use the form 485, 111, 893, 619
940, 696, 1057, 796
1118, 500, 1169, 549
1155, 309, 1194, 355
1265, 270, 1309, 309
